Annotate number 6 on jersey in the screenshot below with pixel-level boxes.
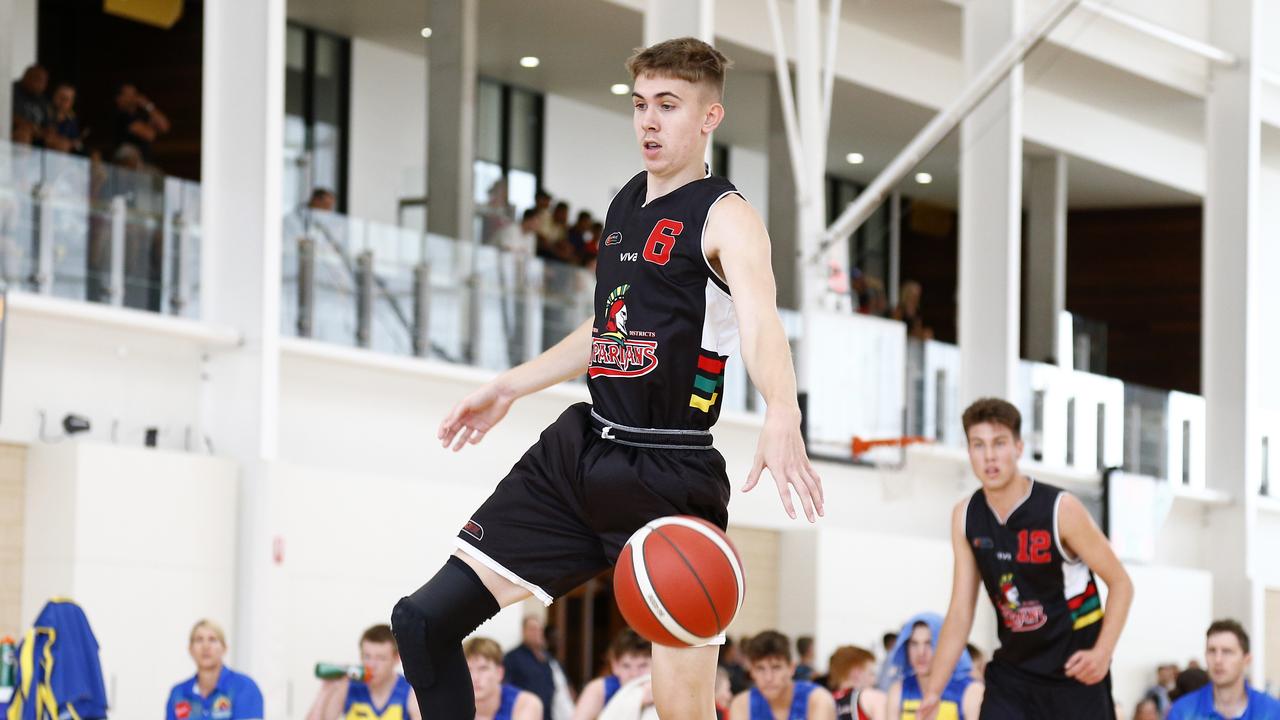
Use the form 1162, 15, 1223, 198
642, 218, 683, 265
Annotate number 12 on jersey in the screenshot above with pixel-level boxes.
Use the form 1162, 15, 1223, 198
1016, 529, 1053, 564
642, 219, 683, 266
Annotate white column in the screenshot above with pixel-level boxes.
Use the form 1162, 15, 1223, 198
958, 0, 1023, 405
200, 0, 286, 708
426, 0, 477, 244
0, 0, 10, 142
644, 0, 713, 43
768, 76, 799, 309
1025, 154, 1068, 365
1203, 0, 1264, 674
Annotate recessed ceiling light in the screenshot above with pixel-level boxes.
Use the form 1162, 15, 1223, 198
419, 27, 432, 38
520, 56, 540, 68
611, 83, 630, 95
915, 172, 933, 185
845, 152, 864, 165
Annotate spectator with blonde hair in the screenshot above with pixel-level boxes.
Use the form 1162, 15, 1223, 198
165, 619, 264, 720
468, 637, 544, 720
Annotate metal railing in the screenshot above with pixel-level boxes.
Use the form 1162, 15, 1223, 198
0, 140, 201, 316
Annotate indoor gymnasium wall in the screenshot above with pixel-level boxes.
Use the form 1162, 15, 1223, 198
20, 441, 239, 720
347, 38, 427, 226
0, 297, 221, 450
0, 443, 26, 641
542, 94, 646, 221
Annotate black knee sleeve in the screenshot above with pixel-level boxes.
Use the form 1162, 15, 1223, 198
391, 556, 500, 719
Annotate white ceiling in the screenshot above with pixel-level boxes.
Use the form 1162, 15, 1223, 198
286, 0, 1200, 209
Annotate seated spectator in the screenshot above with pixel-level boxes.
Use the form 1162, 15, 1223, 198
304, 623, 418, 720
113, 83, 170, 162
309, 188, 337, 212
718, 637, 752, 695
1168, 619, 1280, 719
47, 83, 85, 154
499, 208, 539, 257
794, 636, 816, 681
1144, 662, 1178, 716
862, 277, 888, 317
826, 645, 887, 720
166, 619, 263, 720
1170, 667, 1210, 703
11, 65, 50, 144
567, 210, 594, 263
886, 614, 981, 720
1132, 696, 1160, 720
892, 280, 933, 340
537, 201, 574, 263
573, 629, 652, 720
469, 637, 544, 720
874, 632, 899, 691
504, 616, 556, 720
728, 630, 836, 720
965, 644, 987, 682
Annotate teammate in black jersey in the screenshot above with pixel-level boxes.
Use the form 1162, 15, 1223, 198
918, 398, 1133, 720
390, 37, 823, 720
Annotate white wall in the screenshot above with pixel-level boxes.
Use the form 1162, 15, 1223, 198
0, 295, 225, 450
22, 442, 239, 720
542, 94, 640, 220
347, 39, 428, 226
727, 145, 768, 226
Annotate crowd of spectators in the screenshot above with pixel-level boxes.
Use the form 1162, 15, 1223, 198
480, 181, 603, 270
10, 63, 170, 172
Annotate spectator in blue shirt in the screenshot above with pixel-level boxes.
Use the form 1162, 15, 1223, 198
1168, 619, 1280, 720
166, 619, 264, 720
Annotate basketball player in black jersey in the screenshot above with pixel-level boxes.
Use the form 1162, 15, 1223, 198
389, 38, 824, 720
917, 399, 1133, 720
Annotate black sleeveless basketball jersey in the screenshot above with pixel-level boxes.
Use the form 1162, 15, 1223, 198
964, 480, 1104, 681
587, 170, 741, 431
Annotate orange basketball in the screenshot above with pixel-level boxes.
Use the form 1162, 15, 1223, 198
613, 515, 745, 647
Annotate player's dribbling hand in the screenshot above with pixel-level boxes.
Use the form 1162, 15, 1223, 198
916, 693, 942, 720
1064, 647, 1111, 685
742, 406, 824, 522
438, 382, 515, 451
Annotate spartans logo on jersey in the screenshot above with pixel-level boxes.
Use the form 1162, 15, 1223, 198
590, 284, 660, 378
994, 572, 1048, 633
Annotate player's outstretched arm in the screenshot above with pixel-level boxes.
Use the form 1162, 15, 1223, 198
1059, 493, 1133, 686
438, 317, 594, 451
918, 500, 981, 720
706, 195, 824, 522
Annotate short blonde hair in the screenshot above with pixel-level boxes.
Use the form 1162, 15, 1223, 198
189, 619, 227, 647
463, 637, 503, 666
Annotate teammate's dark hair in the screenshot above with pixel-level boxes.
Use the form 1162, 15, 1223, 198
1206, 619, 1250, 654
745, 630, 791, 663
361, 623, 398, 652
796, 636, 813, 658
626, 37, 733, 101
962, 397, 1022, 440
609, 628, 652, 659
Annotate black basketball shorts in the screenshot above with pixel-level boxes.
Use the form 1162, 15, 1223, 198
980, 660, 1115, 720
455, 402, 731, 605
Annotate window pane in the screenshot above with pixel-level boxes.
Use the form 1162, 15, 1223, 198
507, 169, 536, 218
287, 26, 306, 70
476, 81, 503, 164
508, 89, 538, 172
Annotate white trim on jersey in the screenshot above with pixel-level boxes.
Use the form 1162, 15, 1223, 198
699, 190, 741, 290
1052, 492, 1080, 563
988, 479, 1035, 525
701, 280, 739, 359
455, 538, 555, 605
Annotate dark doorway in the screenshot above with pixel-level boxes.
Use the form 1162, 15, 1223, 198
37, 0, 204, 180
548, 572, 627, 691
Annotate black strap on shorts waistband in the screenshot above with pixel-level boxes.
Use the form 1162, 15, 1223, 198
589, 409, 713, 450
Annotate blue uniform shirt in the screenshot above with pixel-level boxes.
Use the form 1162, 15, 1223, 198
1168, 685, 1280, 720
166, 667, 264, 720
343, 676, 413, 719
749, 681, 818, 720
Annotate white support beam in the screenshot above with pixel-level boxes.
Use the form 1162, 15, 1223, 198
1025, 154, 1068, 365
200, 0, 286, 702
958, 0, 1024, 406
1203, 0, 1265, 677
